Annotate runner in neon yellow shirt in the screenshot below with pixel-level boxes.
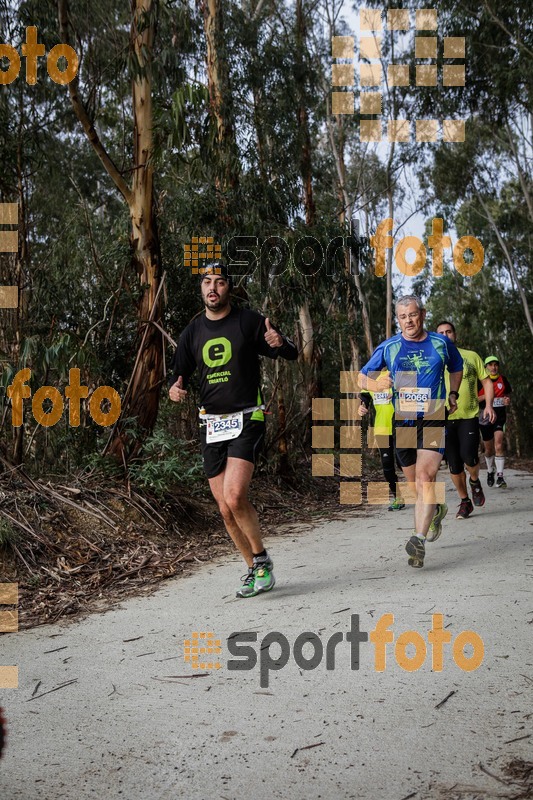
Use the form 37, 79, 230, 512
359, 371, 405, 511
436, 321, 495, 519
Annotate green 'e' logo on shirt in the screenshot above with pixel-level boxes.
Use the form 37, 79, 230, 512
202, 337, 232, 367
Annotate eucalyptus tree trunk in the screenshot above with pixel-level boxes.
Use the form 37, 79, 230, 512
294, 0, 321, 441
325, 104, 374, 356
59, 0, 163, 460
201, 0, 239, 210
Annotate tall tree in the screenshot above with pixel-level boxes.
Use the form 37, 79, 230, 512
201, 0, 240, 208
58, 0, 163, 460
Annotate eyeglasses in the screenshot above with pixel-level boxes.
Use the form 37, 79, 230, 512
398, 312, 421, 321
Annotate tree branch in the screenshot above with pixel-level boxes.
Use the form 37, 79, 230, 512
58, 0, 133, 206
476, 193, 533, 337
482, 0, 533, 58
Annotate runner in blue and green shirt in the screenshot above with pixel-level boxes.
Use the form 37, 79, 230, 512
359, 295, 463, 568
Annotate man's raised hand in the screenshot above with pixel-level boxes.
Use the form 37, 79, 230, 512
264, 318, 283, 348
169, 375, 188, 402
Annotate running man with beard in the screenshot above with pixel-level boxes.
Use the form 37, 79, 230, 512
169, 264, 298, 597
359, 296, 463, 568
436, 322, 496, 519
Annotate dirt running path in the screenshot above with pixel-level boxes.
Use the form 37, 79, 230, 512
1, 469, 532, 800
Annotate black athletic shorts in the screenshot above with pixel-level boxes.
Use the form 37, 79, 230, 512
395, 419, 446, 468
479, 408, 507, 441
445, 416, 479, 474
199, 414, 265, 478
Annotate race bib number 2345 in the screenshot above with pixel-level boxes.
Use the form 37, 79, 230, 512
206, 411, 244, 443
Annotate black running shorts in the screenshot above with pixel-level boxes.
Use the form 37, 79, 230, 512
199, 414, 265, 478
445, 416, 480, 474
479, 408, 507, 441
395, 419, 446, 468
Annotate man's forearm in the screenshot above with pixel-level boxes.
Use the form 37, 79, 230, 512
358, 372, 368, 390
278, 336, 298, 360
480, 377, 494, 406
449, 371, 462, 394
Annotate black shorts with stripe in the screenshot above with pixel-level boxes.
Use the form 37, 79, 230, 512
394, 419, 446, 468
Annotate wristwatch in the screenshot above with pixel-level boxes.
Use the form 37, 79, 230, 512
449, 391, 460, 399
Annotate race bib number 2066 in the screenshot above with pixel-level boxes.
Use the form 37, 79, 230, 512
398, 387, 431, 413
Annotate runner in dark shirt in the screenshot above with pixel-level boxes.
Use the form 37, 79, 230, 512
169, 263, 298, 598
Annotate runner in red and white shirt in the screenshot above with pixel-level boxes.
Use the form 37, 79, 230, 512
478, 356, 512, 488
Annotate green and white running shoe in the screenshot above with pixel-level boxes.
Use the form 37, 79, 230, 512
253, 554, 275, 594
388, 497, 406, 511
426, 502, 448, 543
236, 567, 258, 598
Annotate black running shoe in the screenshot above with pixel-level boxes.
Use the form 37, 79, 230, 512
405, 535, 425, 568
496, 474, 507, 488
487, 470, 495, 488
469, 479, 485, 507
456, 498, 473, 519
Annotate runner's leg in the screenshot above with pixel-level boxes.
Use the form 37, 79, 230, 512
222, 457, 275, 596
222, 457, 264, 555
208, 469, 254, 566
379, 442, 398, 496
484, 436, 495, 458
400, 464, 415, 483
494, 429, 507, 486
446, 419, 471, 516
414, 449, 443, 536
480, 423, 495, 484
450, 471, 467, 495
459, 416, 484, 504
404, 449, 443, 567
494, 429, 505, 458
465, 462, 480, 481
